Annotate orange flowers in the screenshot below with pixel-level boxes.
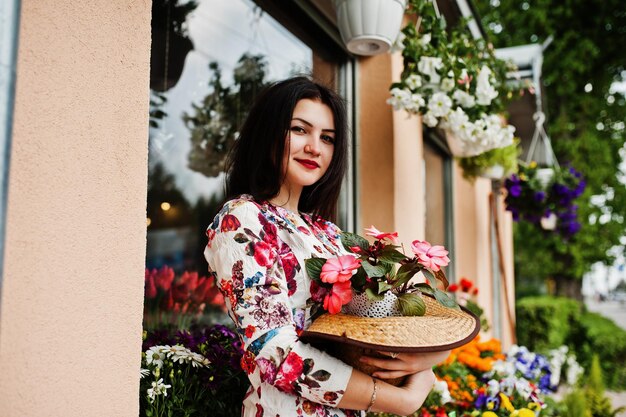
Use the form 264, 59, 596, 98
443, 335, 505, 372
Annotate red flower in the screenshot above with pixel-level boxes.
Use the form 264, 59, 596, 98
448, 283, 459, 292
221, 214, 241, 232
253, 241, 276, 267
365, 225, 400, 244
472, 288, 479, 295
323, 281, 353, 314
205, 228, 216, 247
460, 277, 473, 292
275, 351, 304, 394
154, 266, 175, 291
144, 269, 157, 298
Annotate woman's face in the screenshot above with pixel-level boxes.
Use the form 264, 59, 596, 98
281, 98, 335, 194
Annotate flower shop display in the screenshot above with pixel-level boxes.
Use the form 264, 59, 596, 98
140, 324, 248, 417
144, 266, 226, 330
369, 338, 585, 417
504, 162, 586, 238
388, 0, 525, 157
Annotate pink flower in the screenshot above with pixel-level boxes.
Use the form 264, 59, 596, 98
320, 255, 361, 284
364, 225, 399, 244
323, 281, 353, 314
145, 269, 157, 298
411, 240, 450, 272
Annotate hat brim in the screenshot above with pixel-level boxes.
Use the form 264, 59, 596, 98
300, 293, 480, 353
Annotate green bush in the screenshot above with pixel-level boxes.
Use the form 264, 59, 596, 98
516, 296, 626, 390
572, 313, 626, 390
516, 296, 582, 352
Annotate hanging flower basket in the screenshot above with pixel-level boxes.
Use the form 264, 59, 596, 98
334, 0, 407, 55
456, 141, 520, 182
504, 162, 586, 238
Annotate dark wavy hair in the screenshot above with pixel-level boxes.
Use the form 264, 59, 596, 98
225, 76, 348, 221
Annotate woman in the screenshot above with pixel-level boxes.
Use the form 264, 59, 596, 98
204, 77, 448, 416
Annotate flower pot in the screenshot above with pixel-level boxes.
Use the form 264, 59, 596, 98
479, 164, 506, 180
540, 213, 558, 230
536, 168, 555, 189
444, 129, 483, 157
344, 291, 402, 318
333, 0, 407, 56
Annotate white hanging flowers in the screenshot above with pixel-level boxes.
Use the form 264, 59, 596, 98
389, 0, 523, 157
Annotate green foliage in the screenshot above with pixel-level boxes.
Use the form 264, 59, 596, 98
571, 312, 626, 389
516, 296, 626, 389
561, 388, 590, 417
457, 140, 520, 181
474, 0, 626, 297
516, 296, 582, 352
583, 355, 626, 417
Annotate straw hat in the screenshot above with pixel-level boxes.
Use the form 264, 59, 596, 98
300, 293, 480, 353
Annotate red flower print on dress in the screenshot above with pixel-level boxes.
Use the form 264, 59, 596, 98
253, 241, 277, 267
221, 214, 241, 232
274, 351, 304, 394
245, 325, 255, 338
241, 350, 257, 375
280, 251, 300, 296
205, 228, 215, 247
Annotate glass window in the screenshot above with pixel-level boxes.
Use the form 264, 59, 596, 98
423, 134, 455, 277
146, 0, 346, 278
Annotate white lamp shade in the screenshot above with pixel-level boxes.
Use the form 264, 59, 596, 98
334, 0, 407, 56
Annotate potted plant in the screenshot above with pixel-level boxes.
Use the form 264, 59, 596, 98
457, 140, 520, 181
388, 0, 527, 156
333, 0, 407, 55
504, 162, 586, 237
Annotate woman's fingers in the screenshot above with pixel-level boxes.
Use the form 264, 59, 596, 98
360, 355, 406, 371
371, 369, 412, 379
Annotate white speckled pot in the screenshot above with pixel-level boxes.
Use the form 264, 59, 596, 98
344, 291, 402, 318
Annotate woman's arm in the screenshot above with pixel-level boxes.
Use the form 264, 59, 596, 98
338, 367, 436, 416
360, 350, 451, 379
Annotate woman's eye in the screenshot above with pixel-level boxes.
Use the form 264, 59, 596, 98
321, 135, 335, 144
290, 126, 306, 134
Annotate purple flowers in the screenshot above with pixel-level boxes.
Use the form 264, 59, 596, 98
504, 164, 586, 238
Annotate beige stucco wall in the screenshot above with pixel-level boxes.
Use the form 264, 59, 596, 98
0, 1, 151, 416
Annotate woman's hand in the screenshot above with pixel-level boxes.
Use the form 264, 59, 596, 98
394, 369, 437, 416
360, 350, 450, 380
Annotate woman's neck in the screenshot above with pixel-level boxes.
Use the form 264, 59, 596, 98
269, 184, 301, 214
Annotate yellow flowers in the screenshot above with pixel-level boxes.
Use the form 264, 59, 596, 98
499, 393, 515, 412
482, 412, 498, 417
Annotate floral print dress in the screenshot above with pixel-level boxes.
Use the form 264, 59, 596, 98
204, 195, 363, 417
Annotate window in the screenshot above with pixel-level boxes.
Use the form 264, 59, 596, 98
146, 0, 351, 277
423, 131, 455, 277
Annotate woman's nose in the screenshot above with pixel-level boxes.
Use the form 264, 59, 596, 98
304, 137, 321, 156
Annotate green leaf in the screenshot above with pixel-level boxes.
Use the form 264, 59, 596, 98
433, 289, 460, 310
303, 358, 314, 374
340, 232, 370, 253
378, 246, 408, 263
305, 258, 326, 282
394, 262, 419, 286
378, 281, 393, 294
409, 283, 435, 295
365, 288, 385, 301
361, 260, 387, 278
397, 293, 426, 316
351, 267, 368, 289
310, 369, 331, 381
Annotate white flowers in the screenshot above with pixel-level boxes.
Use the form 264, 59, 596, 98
475, 65, 499, 105
387, 88, 425, 113
147, 378, 172, 403
418, 56, 444, 84
453, 89, 476, 108
432, 378, 452, 404
427, 92, 453, 117
142, 345, 212, 404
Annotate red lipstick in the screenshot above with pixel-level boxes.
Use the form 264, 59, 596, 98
295, 159, 319, 169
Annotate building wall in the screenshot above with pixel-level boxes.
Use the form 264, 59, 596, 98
0, 1, 151, 415
356, 53, 516, 347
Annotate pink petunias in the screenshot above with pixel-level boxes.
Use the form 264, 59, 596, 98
411, 240, 450, 272
364, 225, 399, 244
320, 255, 361, 284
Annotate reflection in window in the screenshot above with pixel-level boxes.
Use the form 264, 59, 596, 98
146, 0, 338, 279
